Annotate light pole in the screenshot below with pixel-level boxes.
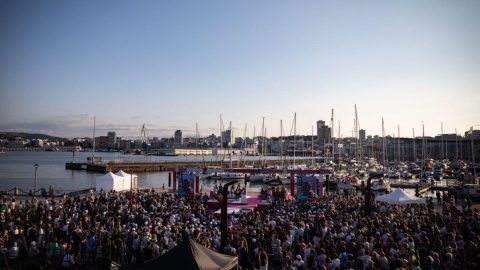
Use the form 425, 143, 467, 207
34, 164, 39, 202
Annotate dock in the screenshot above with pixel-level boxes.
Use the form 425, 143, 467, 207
65, 160, 304, 173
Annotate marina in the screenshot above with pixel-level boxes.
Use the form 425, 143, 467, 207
1, 151, 478, 201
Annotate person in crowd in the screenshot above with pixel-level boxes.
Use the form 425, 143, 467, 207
0, 186, 478, 270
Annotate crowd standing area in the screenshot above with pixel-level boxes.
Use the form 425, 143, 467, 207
0, 185, 479, 270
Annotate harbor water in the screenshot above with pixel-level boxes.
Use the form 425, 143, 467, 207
0, 151, 285, 194
0, 151, 453, 197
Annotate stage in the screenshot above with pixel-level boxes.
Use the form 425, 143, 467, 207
207, 195, 271, 213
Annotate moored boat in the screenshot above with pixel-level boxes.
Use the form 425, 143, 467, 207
370, 178, 391, 192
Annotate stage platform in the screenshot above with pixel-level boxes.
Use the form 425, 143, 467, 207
207, 195, 271, 212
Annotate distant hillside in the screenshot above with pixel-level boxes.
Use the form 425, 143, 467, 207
0, 132, 67, 141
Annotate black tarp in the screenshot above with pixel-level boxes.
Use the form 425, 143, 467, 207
136, 236, 237, 270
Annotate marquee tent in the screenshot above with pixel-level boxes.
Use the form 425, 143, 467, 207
137, 236, 237, 270
95, 172, 127, 192
375, 188, 426, 205
115, 170, 138, 190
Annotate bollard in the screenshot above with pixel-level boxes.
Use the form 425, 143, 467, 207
14, 187, 19, 196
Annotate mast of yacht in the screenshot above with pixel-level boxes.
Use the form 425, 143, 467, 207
398, 125, 401, 162
470, 126, 477, 184
355, 104, 364, 162
331, 109, 335, 175
220, 114, 224, 167
455, 128, 458, 160
338, 120, 342, 171
311, 126, 314, 165
382, 118, 386, 169
441, 122, 444, 160
293, 113, 297, 166
422, 122, 426, 178
261, 117, 265, 167
92, 116, 96, 163
280, 120, 284, 167
195, 123, 198, 166
229, 121, 233, 168
263, 128, 268, 166
252, 127, 256, 167
242, 124, 247, 167
413, 128, 416, 162
392, 132, 395, 165
354, 105, 358, 162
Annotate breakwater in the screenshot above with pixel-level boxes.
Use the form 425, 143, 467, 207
65, 159, 303, 173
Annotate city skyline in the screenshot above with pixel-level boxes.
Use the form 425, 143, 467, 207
1, 1, 479, 139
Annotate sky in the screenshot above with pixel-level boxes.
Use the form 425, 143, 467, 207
1, 1, 479, 140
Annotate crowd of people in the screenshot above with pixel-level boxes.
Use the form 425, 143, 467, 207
0, 184, 478, 270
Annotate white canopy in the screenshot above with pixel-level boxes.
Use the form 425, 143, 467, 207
115, 170, 138, 190
96, 172, 126, 192
375, 188, 426, 205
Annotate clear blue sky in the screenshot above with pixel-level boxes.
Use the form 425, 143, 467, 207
1, 1, 479, 139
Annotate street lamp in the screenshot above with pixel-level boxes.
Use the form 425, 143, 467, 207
34, 164, 39, 202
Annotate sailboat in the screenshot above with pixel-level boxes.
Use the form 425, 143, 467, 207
371, 118, 391, 192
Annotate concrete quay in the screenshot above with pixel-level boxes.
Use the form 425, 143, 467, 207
65, 160, 309, 173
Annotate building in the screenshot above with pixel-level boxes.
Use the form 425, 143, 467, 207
7, 137, 26, 148
222, 129, 235, 148
31, 139, 44, 148
359, 129, 366, 143
316, 120, 331, 146
107, 131, 116, 149
465, 129, 480, 139
174, 130, 183, 147
98, 136, 109, 149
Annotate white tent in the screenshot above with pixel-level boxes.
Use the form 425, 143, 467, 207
115, 170, 138, 190
375, 188, 426, 205
96, 172, 126, 192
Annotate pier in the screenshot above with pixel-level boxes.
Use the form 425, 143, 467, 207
65, 159, 307, 173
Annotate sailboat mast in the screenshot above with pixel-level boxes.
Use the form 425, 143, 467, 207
470, 126, 477, 184
220, 114, 224, 167
242, 124, 247, 167
331, 109, 334, 169
422, 123, 426, 175
338, 120, 342, 170
455, 128, 458, 160
92, 116, 96, 163
293, 113, 296, 166
252, 127, 256, 167
280, 120, 284, 167
382, 118, 386, 168
311, 126, 314, 165
354, 105, 358, 161
229, 121, 233, 169
398, 125, 401, 162
195, 123, 198, 165
413, 128, 416, 162
441, 122, 444, 160
261, 117, 265, 167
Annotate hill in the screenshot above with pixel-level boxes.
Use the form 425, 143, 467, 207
0, 132, 67, 141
